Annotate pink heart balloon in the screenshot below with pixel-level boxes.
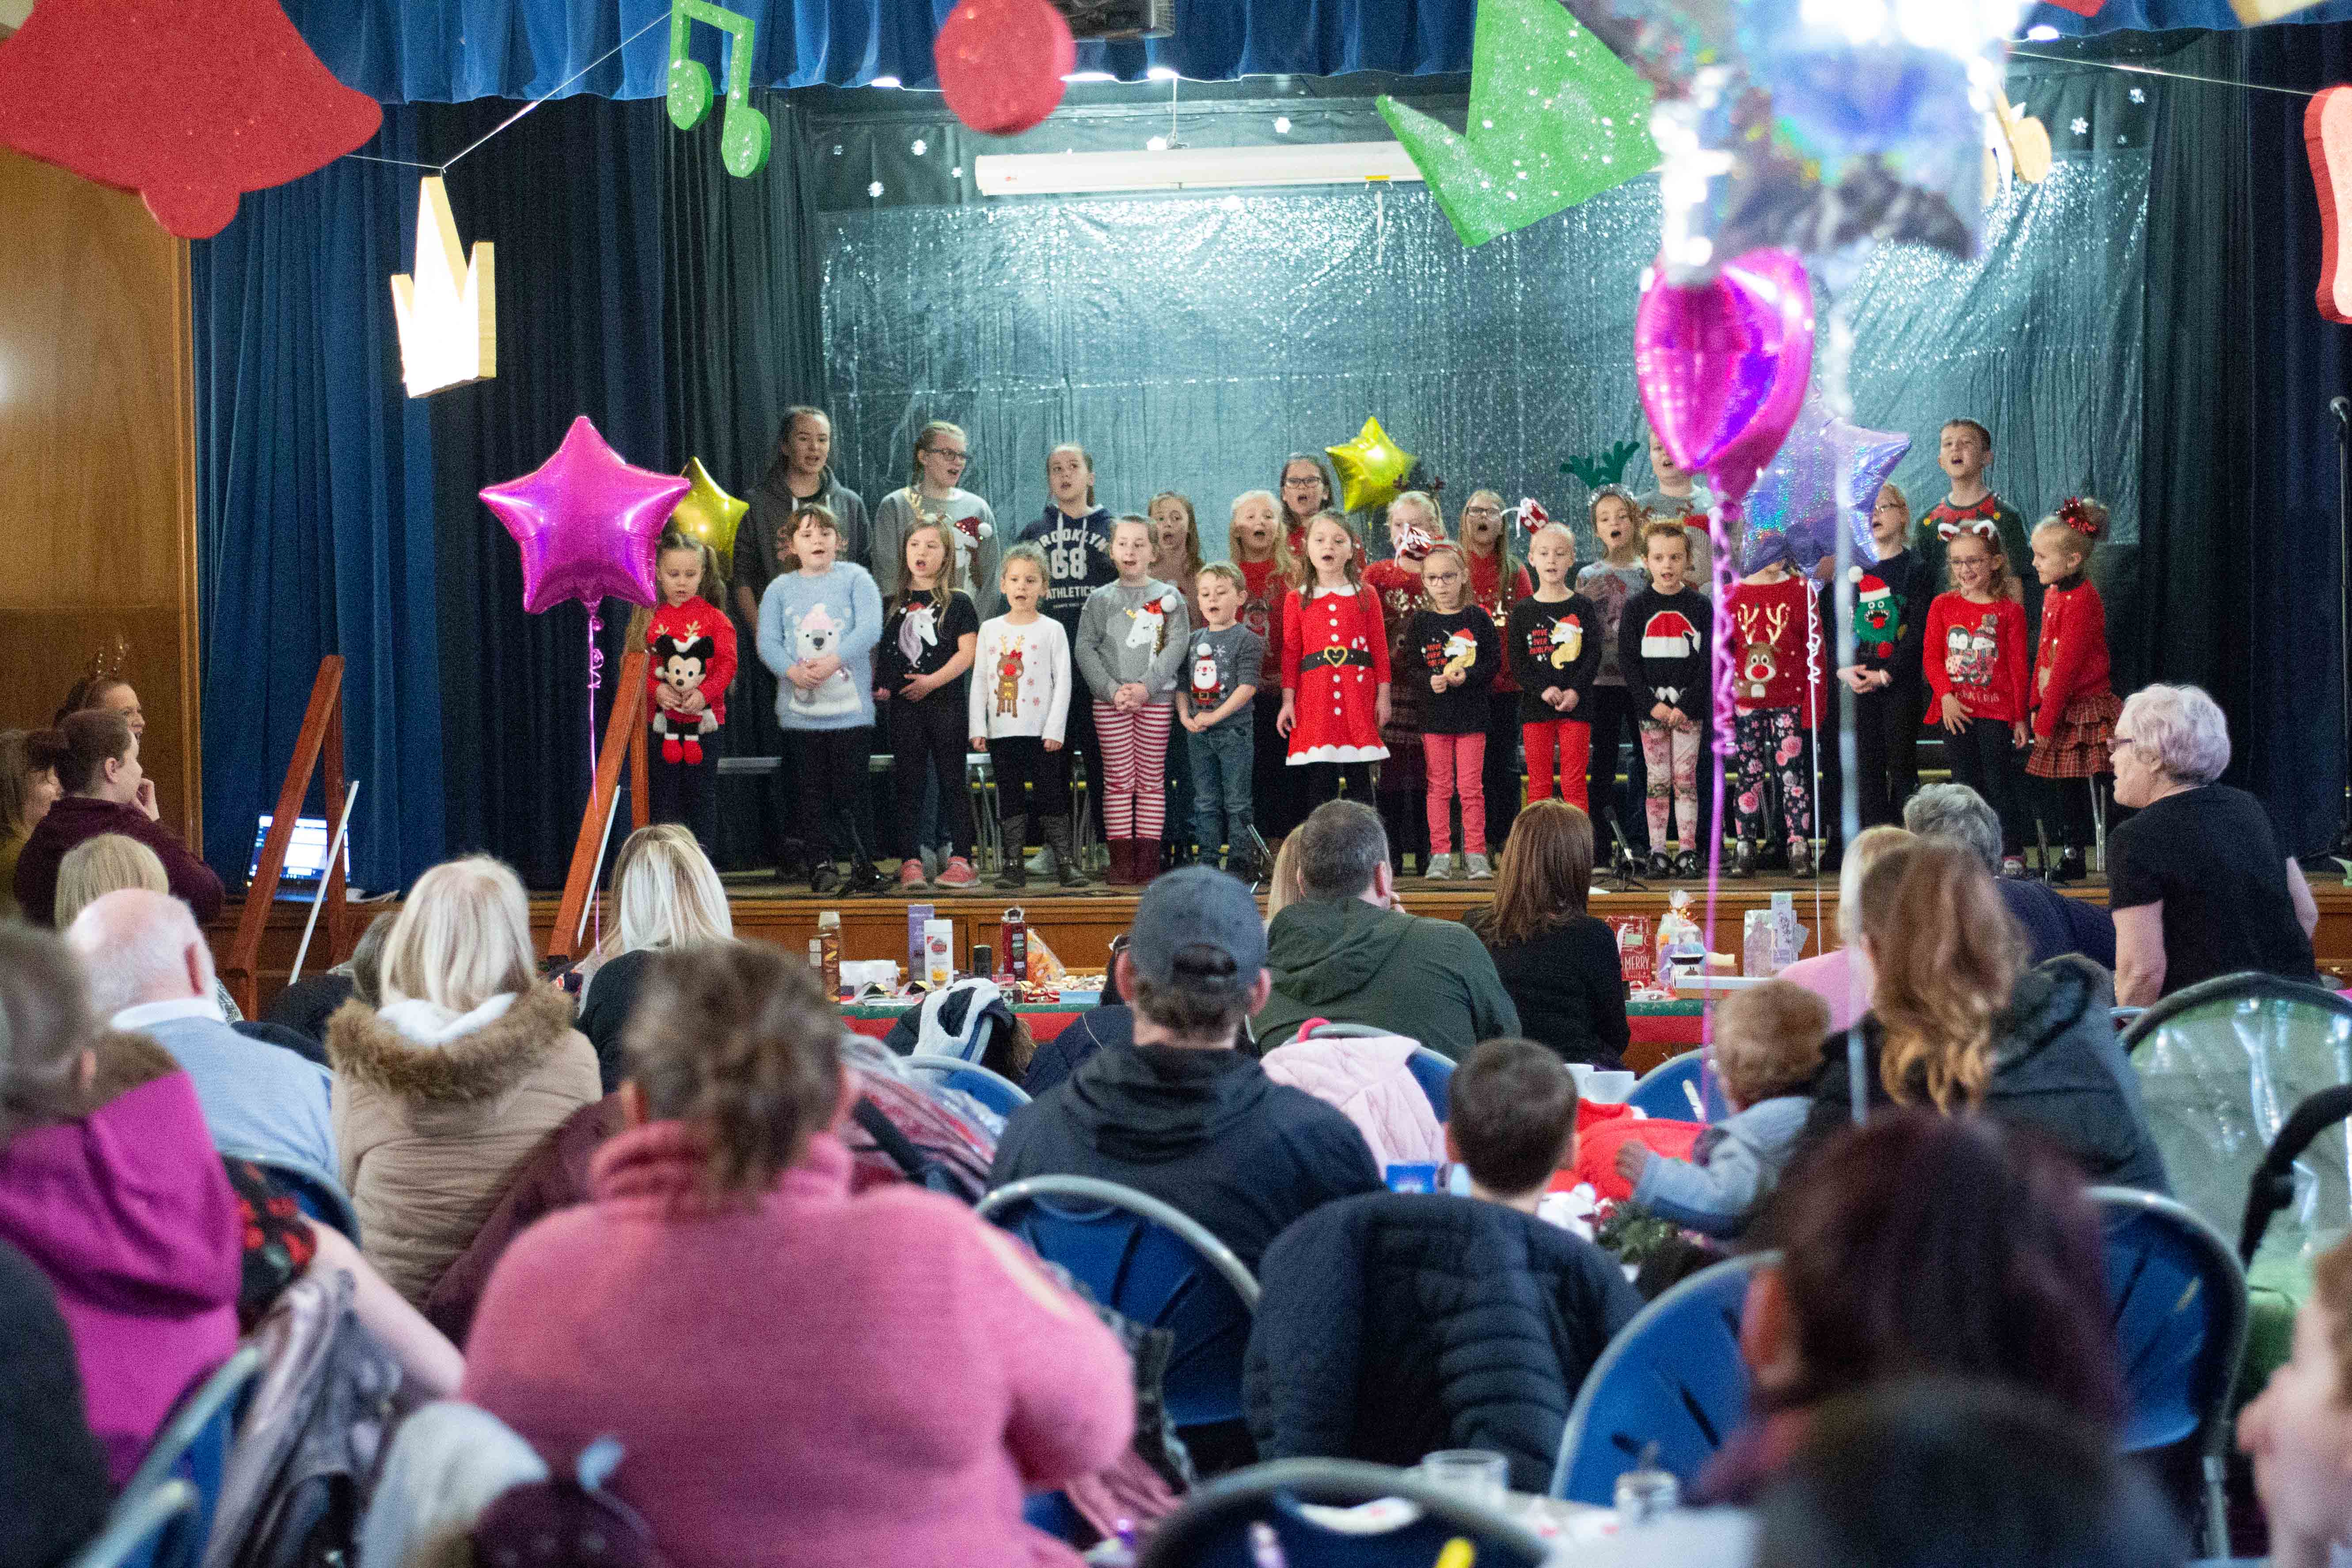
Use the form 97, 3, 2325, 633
1633, 247, 1816, 505
480, 416, 689, 615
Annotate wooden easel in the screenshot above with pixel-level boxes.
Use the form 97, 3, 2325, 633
547, 649, 651, 962
220, 658, 349, 1017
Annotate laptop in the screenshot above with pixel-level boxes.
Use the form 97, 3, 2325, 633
248, 815, 349, 902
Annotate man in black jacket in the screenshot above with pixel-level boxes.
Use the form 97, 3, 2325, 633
990, 867, 1382, 1274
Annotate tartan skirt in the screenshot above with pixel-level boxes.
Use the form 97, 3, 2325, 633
2027, 688, 2123, 779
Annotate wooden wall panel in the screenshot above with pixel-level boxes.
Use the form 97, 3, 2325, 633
0, 145, 201, 844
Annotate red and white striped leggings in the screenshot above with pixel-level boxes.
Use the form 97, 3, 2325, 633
1092, 700, 1173, 839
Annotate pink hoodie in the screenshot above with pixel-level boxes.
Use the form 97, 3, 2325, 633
464, 1124, 1135, 1568
0, 1072, 240, 1482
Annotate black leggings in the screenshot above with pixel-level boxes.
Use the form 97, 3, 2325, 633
889, 694, 974, 858
647, 726, 718, 847
1944, 717, 2028, 855
1485, 689, 1525, 850
2033, 773, 2101, 851
990, 736, 1071, 820
1251, 687, 1302, 838
1583, 683, 1644, 849
795, 725, 877, 866
1853, 681, 1923, 829
1295, 761, 1375, 806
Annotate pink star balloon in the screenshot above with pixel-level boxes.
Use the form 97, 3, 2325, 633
480, 417, 688, 614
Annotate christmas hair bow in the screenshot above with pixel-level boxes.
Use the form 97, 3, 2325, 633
1935, 514, 2002, 544
1396, 523, 1439, 561
1509, 498, 1551, 533
2056, 497, 2106, 539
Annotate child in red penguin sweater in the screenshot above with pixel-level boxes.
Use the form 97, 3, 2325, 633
1923, 516, 2032, 873
645, 535, 738, 841
2025, 497, 2120, 883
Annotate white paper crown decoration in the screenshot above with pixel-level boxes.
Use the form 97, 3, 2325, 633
390, 175, 496, 398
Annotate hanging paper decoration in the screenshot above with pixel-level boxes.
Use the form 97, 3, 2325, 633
666, 0, 772, 178
1325, 418, 1419, 514
1738, 390, 1910, 575
935, 0, 1075, 138
390, 177, 496, 399
1376, 0, 1660, 247
1560, 439, 1645, 493
0, 0, 382, 238
2307, 86, 2352, 324
1994, 88, 2053, 185
669, 457, 749, 577
480, 418, 688, 615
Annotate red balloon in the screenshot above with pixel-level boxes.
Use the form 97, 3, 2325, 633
936, 0, 1076, 137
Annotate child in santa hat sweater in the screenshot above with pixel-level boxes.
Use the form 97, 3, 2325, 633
1619, 519, 1712, 878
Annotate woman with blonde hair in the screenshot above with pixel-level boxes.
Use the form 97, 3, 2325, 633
1462, 799, 1629, 1068
577, 825, 734, 1090
53, 834, 249, 1022
1802, 839, 2167, 1191
327, 855, 599, 1304
1774, 824, 1915, 1032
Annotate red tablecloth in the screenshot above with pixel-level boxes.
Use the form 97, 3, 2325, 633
844, 1010, 1086, 1044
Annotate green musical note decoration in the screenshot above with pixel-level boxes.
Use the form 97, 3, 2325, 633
667, 0, 771, 178
1560, 439, 1644, 493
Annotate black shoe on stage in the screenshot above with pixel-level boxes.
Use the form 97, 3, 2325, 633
809, 863, 843, 896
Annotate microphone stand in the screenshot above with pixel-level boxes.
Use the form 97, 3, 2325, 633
1597, 801, 1647, 892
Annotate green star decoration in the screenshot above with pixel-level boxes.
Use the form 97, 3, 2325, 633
1378, 0, 1661, 248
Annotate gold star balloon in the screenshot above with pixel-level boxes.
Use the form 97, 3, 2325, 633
1326, 418, 1418, 514
667, 457, 748, 579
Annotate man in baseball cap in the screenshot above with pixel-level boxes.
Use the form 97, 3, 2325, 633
990, 867, 1381, 1278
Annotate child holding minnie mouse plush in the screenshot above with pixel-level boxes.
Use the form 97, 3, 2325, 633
645, 533, 737, 843
2025, 497, 2121, 883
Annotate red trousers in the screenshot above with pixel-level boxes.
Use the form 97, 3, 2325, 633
1523, 718, 1591, 809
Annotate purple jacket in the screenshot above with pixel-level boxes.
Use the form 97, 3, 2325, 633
0, 1073, 240, 1482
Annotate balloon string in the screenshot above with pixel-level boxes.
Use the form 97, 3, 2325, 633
1702, 498, 1742, 1056
1805, 585, 1826, 944
586, 606, 605, 955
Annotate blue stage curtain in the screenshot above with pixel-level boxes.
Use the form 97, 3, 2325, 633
190, 108, 447, 896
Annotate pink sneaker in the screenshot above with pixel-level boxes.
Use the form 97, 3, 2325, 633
897, 859, 928, 891
935, 855, 978, 888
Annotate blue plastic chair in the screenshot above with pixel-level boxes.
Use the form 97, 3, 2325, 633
2090, 1186, 2249, 1561
1404, 1048, 1453, 1123
1550, 1251, 1771, 1503
979, 1175, 1258, 1429
902, 1054, 1032, 1118
115, 1344, 264, 1568
1137, 1458, 1550, 1568
219, 1145, 360, 1241
67, 1479, 196, 1568
1624, 1048, 1728, 1123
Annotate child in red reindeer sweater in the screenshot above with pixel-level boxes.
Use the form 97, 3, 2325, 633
2025, 498, 2120, 883
1725, 560, 1827, 878
645, 535, 737, 839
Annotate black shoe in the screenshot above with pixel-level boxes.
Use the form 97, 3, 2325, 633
2054, 847, 2087, 883
1730, 839, 1757, 879
809, 863, 843, 896
1788, 839, 1813, 880
847, 862, 887, 896
1646, 850, 1674, 880
1673, 850, 1702, 879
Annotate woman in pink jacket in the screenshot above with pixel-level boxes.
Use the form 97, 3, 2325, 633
462, 942, 1134, 1568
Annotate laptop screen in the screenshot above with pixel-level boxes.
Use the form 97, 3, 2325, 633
247, 815, 346, 884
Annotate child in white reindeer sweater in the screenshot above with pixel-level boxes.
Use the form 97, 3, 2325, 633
971, 544, 1085, 890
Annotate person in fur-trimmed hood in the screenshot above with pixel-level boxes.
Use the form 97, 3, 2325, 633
327, 858, 599, 1307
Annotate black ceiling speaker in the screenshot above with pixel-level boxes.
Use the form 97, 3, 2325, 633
1049, 0, 1174, 39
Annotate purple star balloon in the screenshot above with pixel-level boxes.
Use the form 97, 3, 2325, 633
1739, 391, 1910, 575
480, 416, 688, 614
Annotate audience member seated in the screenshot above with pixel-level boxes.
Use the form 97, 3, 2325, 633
55, 672, 148, 738
1259, 1026, 1445, 1171
464, 942, 1134, 1568
1245, 1039, 1641, 1490
265, 910, 398, 1046
1022, 1002, 1132, 1097
1616, 982, 1828, 1237
2108, 682, 2321, 1004
1253, 801, 1520, 1059
992, 866, 1382, 1274
1263, 832, 1306, 923
55, 832, 253, 1021
0, 1235, 111, 1568
0, 925, 240, 1483
13, 710, 222, 927
66, 888, 336, 1175
2239, 1232, 2352, 1568
1774, 826, 1913, 1033
1752, 1380, 2184, 1568
327, 856, 599, 1306
1804, 841, 2169, 1192
1703, 1111, 2124, 1508
1462, 801, 1630, 1069
0, 728, 65, 924
1903, 783, 2113, 970
574, 825, 734, 1092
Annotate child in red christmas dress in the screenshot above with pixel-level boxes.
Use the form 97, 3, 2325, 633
2025, 497, 2121, 884
644, 533, 737, 843
1278, 510, 1391, 805
1725, 552, 1828, 879
1924, 517, 2033, 876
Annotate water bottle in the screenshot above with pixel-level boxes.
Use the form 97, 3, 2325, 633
1613, 1441, 1680, 1525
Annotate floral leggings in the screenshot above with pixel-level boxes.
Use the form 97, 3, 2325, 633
1732, 706, 1815, 851
1638, 715, 1703, 850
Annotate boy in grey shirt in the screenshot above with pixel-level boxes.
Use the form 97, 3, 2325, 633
1180, 563, 1266, 878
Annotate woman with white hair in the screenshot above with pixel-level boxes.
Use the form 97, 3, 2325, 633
326, 855, 600, 1305
576, 825, 733, 1091
2106, 684, 2320, 1004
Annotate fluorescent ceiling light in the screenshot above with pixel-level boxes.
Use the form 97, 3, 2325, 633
2023, 23, 2060, 36
1147, 65, 1180, 80
976, 140, 1423, 195
1062, 70, 1117, 82
870, 74, 902, 87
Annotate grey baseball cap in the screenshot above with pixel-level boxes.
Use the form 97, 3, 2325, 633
1126, 866, 1268, 992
